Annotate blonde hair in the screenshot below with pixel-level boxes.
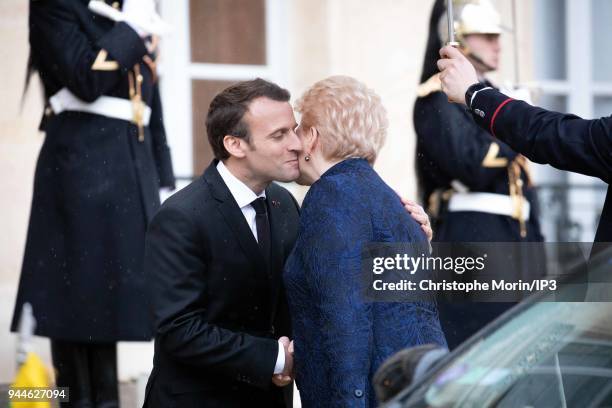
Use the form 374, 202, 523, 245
295, 76, 388, 165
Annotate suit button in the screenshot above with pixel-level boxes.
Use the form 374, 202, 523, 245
354, 389, 363, 398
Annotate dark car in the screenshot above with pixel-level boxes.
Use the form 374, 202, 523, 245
381, 247, 612, 408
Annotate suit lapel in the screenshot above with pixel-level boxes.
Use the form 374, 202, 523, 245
203, 162, 267, 273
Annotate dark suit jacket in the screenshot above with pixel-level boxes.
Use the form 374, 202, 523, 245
469, 89, 612, 242
143, 161, 299, 408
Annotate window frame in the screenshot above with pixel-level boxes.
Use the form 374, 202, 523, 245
158, 0, 288, 183
532, 0, 609, 242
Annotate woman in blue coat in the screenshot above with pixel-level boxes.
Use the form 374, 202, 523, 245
283, 76, 446, 407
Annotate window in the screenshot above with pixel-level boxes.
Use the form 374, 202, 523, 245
532, 0, 609, 242
159, 0, 288, 184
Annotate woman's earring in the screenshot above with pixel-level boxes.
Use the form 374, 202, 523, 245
305, 154, 311, 162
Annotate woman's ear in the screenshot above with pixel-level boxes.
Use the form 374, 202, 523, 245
307, 126, 320, 152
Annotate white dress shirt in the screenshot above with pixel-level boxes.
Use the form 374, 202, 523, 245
216, 161, 286, 375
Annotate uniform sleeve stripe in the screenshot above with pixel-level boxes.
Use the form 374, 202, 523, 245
490, 98, 514, 137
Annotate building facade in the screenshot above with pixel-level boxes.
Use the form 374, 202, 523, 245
1, 0, 605, 397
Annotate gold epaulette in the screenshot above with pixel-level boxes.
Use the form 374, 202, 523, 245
416, 74, 442, 98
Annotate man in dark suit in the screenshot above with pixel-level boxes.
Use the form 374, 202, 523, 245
143, 79, 301, 407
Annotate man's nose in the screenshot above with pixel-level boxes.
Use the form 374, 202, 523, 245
288, 130, 302, 152
491, 38, 501, 51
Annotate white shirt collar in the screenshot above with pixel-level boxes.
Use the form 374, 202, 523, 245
216, 161, 266, 209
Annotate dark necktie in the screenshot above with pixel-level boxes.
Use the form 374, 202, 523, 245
250, 197, 271, 265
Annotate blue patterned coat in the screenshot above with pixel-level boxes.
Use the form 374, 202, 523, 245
283, 159, 446, 407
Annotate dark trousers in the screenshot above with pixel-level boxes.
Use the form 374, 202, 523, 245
51, 340, 119, 408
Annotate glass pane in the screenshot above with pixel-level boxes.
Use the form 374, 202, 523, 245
592, 0, 612, 81
593, 96, 612, 119
192, 80, 236, 175
190, 0, 266, 65
533, 0, 567, 80
423, 302, 612, 407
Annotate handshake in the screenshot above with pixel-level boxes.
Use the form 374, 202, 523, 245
272, 336, 295, 387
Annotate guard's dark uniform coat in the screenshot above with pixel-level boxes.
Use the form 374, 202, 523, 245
414, 79, 546, 349
470, 88, 612, 244
11, 0, 175, 342
414, 80, 544, 243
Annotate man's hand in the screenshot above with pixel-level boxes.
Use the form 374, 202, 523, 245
437, 45, 479, 104
395, 191, 433, 242
400, 197, 433, 242
272, 336, 293, 387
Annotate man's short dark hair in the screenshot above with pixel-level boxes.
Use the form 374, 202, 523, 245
206, 78, 291, 160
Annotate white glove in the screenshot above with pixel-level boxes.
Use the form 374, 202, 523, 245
88, 0, 172, 37
123, 0, 171, 37
122, 0, 156, 17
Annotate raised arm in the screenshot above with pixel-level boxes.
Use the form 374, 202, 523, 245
437, 45, 612, 182
469, 89, 612, 182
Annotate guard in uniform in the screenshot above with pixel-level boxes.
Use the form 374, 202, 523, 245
413, 0, 545, 349
11, 0, 175, 406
